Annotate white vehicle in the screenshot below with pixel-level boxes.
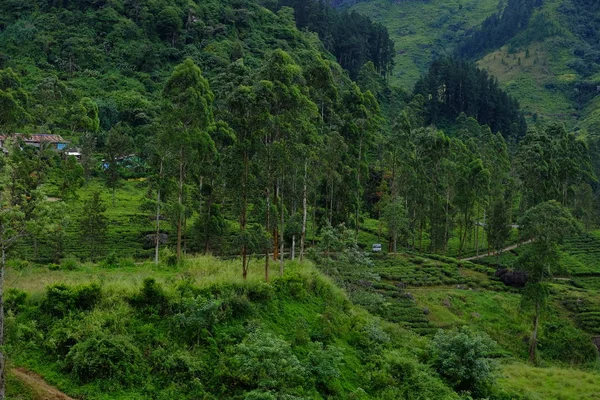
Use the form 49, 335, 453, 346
372, 243, 382, 252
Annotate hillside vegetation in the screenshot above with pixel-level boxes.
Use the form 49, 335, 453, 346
2, 0, 600, 399
7, 257, 463, 399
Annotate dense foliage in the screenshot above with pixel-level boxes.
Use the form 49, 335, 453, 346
277, 0, 395, 78
414, 57, 527, 139
1, 1, 600, 398
6, 262, 466, 399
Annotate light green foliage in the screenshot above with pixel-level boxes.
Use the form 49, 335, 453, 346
432, 327, 497, 397
233, 330, 306, 392
381, 197, 409, 253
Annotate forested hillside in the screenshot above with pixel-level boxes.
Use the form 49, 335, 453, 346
1, 0, 600, 399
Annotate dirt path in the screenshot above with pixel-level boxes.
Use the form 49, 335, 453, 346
11, 368, 75, 400
460, 240, 532, 261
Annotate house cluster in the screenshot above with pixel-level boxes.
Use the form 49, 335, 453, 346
0, 133, 81, 158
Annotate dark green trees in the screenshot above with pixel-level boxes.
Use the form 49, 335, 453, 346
161, 59, 215, 263
414, 57, 527, 139
0, 68, 29, 133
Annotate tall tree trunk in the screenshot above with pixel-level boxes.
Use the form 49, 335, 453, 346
242, 154, 249, 280
419, 218, 423, 253
475, 206, 480, 258
312, 194, 317, 245
292, 235, 296, 260
204, 195, 213, 255
279, 179, 285, 276
300, 160, 308, 261
529, 301, 540, 364
155, 160, 163, 265
355, 140, 363, 243
177, 147, 184, 262
0, 245, 5, 400
265, 186, 270, 283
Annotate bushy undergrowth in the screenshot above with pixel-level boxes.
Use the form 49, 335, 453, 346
7, 262, 466, 399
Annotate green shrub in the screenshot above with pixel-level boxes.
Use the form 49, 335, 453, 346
381, 352, 459, 400
174, 295, 223, 344
60, 255, 80, 270
5, 288, 28, 314
232, 330, 306, 392
102, 252, 119, 268
65, 333, 145, 386
48, 263, 60, 271
151, 348, 206, 383
431, 327, 497, 398
540, 322, 598, 364
305, 341, 343, 394
161, 247, 178, 267
119, 257, 136, 268
76, 283, 102, 311
130, 278, 170, 315
41, 283, 102, 318
245, 281, 274, 302
7, 259, 30, 270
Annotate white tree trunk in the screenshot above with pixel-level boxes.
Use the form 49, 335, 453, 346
300, 160, 308, 261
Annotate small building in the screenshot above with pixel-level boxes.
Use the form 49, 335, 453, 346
0, 133, 70, 151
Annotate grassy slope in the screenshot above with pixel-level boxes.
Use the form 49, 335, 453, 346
352, 0, 599, 129
500, 362, 600, 400
350, 0, 499, 88
6, 257, 460, 399
8, 245, 600, 398
476, 0, 581, 125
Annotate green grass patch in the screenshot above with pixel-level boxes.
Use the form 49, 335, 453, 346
498, 362, 600, 400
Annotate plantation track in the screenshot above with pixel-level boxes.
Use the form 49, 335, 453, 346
460, 240, 532, 261
11, 368, 75, 400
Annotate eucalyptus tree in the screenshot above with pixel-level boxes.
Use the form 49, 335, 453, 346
0, 142, 48, 399
226, 85, 263, 279
252, 49, 318, 280
517, 201, 579, 364
411, 128, 451, 252
342, 83, 381, 241
517, 124, 594, 210
145, 131, 174, 265
162, 59, 215, 262
455, 155, 490, 258
193, 121, 235, 254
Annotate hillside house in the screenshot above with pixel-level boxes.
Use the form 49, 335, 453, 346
0, 133, 70, 151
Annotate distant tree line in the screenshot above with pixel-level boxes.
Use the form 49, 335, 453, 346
276, 0, 395, 79
457, 0, 544, 59
414, 57, 527, 139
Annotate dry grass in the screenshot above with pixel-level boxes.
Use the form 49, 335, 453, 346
6, 255, 301, 295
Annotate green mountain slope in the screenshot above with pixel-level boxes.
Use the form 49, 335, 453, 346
348, 0, 500, 87
349, 0, 600, 130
